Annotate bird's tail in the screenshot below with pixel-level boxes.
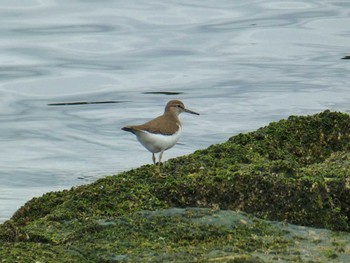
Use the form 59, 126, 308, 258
121, 126, 135, 134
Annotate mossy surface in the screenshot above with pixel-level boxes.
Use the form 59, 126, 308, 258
1, 110, 350, 262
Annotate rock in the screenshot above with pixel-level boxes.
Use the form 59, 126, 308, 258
1, 110, 350, 262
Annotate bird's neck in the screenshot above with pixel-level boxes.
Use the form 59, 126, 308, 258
164, 111, 181, 124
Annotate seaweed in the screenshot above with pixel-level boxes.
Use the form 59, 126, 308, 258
1, 110, 350, 262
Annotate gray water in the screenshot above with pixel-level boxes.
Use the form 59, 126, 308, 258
1, 0, 350, 223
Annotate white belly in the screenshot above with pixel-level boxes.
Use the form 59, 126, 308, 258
134, 127, 182, 153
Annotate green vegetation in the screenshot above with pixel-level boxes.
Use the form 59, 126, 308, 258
1, 110, 350, 262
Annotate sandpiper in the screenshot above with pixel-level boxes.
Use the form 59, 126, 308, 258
122, 100, 199, 171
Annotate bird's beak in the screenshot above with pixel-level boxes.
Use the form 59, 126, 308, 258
184, 108, 200, 115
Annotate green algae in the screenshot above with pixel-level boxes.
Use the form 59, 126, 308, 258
1, 110, 350, 262
1, 208, 350, 262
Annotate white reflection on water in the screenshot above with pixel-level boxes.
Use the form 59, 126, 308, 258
1, 0, 350, 222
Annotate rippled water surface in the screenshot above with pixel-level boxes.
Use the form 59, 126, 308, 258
1, 0, 350, 222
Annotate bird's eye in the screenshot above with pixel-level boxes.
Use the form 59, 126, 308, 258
177, 104, 181, 108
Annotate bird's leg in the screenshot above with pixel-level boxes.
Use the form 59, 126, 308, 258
153, 152, 161, 175
153, 152, 165, 177
157, 151, 168, 177
158, 151, 164, 169
152, 153, 156, 165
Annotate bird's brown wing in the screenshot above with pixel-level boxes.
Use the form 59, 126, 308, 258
123, 114, 180, 135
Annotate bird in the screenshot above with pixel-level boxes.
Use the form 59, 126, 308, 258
121, 100, 199, 172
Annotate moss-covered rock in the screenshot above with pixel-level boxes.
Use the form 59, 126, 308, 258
1, 208, 350, 262
1, 110, 350, 262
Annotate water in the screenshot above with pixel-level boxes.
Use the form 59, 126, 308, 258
1, 0, 350, 223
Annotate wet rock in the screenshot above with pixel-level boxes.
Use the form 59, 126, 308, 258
1, 110, 350, 262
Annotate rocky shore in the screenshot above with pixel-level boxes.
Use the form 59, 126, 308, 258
1, 110, 350, 262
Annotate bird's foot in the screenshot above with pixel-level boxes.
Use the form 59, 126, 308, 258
153, 163, 167, 178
